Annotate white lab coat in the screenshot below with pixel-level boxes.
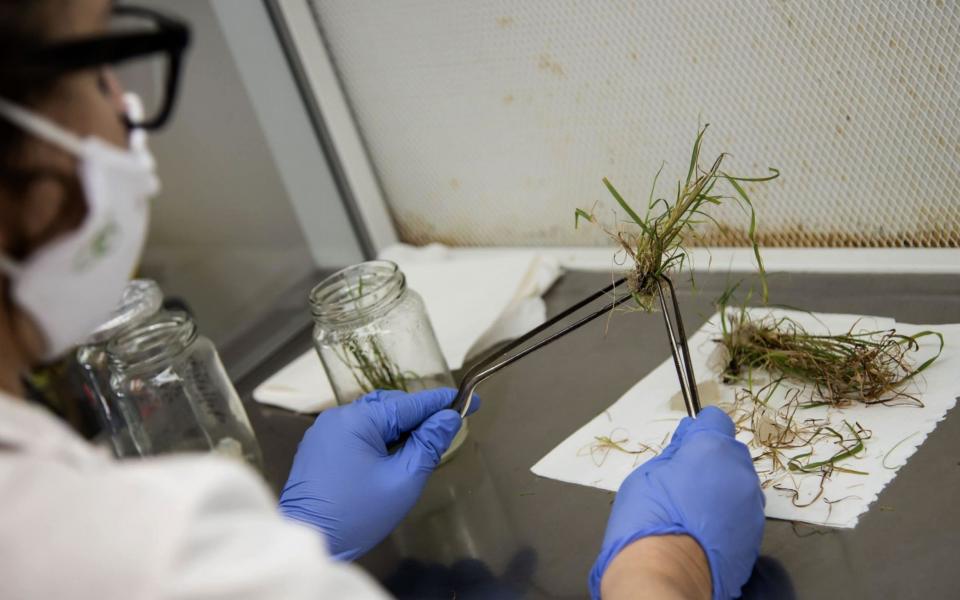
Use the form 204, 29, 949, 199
0, 391, 389, 599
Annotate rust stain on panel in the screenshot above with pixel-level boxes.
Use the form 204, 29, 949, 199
537, 53, 566, 78
398, 216, 960, 249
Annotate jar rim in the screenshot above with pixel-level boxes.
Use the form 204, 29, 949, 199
309, 260, 406, 324
86, 279, 163, 344
107, 310, 197, 373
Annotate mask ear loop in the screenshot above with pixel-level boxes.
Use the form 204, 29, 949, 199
0, 99, 88, 278
122, 93, 149, 155
0, 98, 88, 158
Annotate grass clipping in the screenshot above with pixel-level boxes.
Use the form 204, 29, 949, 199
575, 125, 778, 307
717, 302, 944, 407
724, 379, 876, 508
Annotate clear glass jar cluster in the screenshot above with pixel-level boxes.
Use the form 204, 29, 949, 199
81, 260, 465, 466
76, 280, 163, 457
77, 280, 262, 469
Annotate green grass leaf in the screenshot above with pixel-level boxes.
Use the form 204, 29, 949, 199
723, 173, 768, 303
574, 208, 594, 229
603, 177, 654, 237
686, 124, 709, 186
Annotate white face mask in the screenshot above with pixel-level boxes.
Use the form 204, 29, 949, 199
0, 94, 159, 360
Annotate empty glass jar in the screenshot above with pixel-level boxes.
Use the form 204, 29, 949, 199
76, 279, 164, 457
310, 260, 467, 456
107, 310, 263, 469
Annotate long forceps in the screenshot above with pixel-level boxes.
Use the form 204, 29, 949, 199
450, 275, 703, 418
653, 276, 702, 418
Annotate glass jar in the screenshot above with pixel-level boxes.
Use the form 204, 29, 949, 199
76, 279, 164, 457
107, 310, 263, 469
310, 260, 467, 457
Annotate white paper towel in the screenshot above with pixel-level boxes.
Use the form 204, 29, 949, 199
253, 245, 562, 413
531, 309, 960, 528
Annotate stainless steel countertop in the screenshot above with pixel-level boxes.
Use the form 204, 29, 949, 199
237, 270, 960, 600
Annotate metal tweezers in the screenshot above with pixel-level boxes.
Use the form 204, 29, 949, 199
451, 275, 703, 418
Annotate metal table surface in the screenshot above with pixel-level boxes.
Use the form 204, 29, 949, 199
236, 270, 960, 600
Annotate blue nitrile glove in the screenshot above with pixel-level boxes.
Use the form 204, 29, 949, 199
279, 387, 477, 561
589, 406, 764, 600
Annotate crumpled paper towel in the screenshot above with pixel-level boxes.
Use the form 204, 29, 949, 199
531, 309, 960, 528
253, 244, 562, 413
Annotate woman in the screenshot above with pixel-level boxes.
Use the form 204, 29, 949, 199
0, 2, 764, 599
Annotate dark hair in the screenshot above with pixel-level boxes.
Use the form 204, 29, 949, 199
0, 1, 62, 169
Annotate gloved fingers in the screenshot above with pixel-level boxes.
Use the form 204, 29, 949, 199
395, 408, 463, 470
383, 387, 481, 440
684, 405, 736, 439
657, 406, 736, 461
357, 389, 406, 404
358, 387, 453, 441
656, 416, 693, 461
460, 392, 482, 416
672, 415, 693, 441
373, 387, 482, 416
673, 426, 759, 495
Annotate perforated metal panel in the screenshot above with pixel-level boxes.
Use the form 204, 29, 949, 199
310, 1, 960, 248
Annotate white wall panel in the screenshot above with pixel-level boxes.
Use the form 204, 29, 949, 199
310, 0, 960, 248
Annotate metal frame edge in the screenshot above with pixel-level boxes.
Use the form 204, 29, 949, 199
266, 0, 398, 258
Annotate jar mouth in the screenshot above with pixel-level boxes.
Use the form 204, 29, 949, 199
310, 260, 406, 324
86, 279, 163, 345
107, 310, 197, 372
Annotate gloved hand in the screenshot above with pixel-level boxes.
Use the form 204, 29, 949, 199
589, 406, 764, 600
279, 387, 476, 561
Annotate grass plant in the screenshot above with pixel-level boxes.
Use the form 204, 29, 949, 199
573, 123, 945, 517
334, 334, 414, 394
332, 271, 420, 394
717, 303, 943, 406
575, 125, 778, 307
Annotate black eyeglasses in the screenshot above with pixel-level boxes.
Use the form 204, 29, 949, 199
21, 5, 191, 130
